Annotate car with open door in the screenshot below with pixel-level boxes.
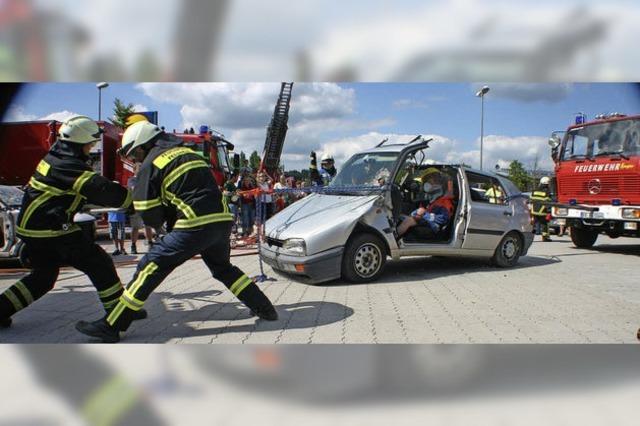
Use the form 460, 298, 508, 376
260, 136, 534, 284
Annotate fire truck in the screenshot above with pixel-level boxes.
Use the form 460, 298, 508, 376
548, 113, 640, 248
0, 120, 235, 187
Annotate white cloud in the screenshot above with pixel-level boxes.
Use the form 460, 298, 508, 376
132, 104, 149, 112
482, 135, 553, 171
2, 106, 84, 123
2, 105, 37, 122
39, 110, 81, 122
137, 82, 390, 169
313, 132, 553, 174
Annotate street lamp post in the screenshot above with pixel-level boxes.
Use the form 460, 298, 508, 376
475, 85, 490, 170
96, 82, 109, 121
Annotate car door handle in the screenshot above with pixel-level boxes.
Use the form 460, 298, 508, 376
503, 211, 513, 216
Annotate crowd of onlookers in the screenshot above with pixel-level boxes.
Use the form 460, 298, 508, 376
223, 160, 310, 237
106, 160, 311, 255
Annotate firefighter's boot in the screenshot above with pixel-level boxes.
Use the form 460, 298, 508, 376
75, 318, 120, 343
251, 303, 279, 321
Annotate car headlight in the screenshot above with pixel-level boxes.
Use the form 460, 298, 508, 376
282, 238, 306, 256
553, 207, 568, 217
622, 208, 640, 219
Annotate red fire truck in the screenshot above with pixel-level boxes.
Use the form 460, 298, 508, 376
548, 113, 640, 248
0, 120, 235, 187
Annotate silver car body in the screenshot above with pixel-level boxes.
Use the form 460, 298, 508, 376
261, 140, 534, 283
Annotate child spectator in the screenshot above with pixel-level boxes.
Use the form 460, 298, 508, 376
108, 209, 127, 256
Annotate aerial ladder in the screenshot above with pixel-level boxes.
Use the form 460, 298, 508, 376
259, 82, 293, 180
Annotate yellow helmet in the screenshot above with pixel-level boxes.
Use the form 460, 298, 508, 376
120, 121, 162, 157
415, 167, 440, 182
58, 115, 103, 144
125, 113, 149, 128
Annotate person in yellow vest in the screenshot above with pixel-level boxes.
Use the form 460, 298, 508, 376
485, 184, 504, 204
76, 121, 278, 343
0, 116, 144, 329
530, 176, 553, 242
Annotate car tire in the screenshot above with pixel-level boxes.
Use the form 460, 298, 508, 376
491, 232, 521, 268
341, 233, 387, 283
570, 227, 598, 248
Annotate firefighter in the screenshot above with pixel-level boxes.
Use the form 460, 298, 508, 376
320, 154, 337, 184
0, 116, 145, 328
531, 176, 553, 242
76, 121, 278, 343
310, 151, 337, 186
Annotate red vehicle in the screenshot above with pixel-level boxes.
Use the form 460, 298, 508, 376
0, 121, 235, 187
0, 120, 126, 185
549, 113, 640, 247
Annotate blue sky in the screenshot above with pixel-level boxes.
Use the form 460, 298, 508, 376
4, 83, 640, 170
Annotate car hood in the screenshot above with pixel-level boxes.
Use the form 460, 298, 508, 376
265, 193, 380, 253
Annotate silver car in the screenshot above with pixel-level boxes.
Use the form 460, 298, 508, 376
261, 137, 534, 284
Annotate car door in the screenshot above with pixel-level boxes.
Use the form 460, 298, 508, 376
462, 171, 512, 250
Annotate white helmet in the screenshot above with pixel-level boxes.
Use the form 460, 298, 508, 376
540, 176, 551, 185
321, 154, 334, 163
58, 115, 102, 144
120, 121, 162, 156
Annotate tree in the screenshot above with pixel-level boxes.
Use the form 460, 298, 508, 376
508, 160, 532, 191
110, 98, 136, 129
249, 150, 261, 172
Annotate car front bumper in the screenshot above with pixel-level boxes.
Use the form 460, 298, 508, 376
259, 244, 344, 284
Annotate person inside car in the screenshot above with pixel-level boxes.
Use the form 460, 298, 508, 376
396, 168, 455, 239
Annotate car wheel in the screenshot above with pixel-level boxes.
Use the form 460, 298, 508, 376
491, 232, 521, 268
570, 227, 598, 248
341, 233, 387, 283
17, 241, 32, 269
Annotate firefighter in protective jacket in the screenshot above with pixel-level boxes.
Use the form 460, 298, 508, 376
0, 116, 142, 329
530, 176, 553, 242
76, 121, 278, 343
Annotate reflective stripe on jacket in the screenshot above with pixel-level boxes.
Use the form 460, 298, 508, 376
132, 136, 232, 230
530, 189, 551, 216
17, 141, 132, 238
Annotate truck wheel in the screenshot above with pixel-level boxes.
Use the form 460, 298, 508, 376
570, 227, 598, 248
491, 232, 521, 268
341, 233, 387, 283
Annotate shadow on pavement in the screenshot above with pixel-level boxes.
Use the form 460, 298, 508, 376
318, 254, 562, 286
124, 296, 353, 343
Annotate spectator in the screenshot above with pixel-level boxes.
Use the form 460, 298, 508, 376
239, 175, 256, 237
223, 175, 239, 234
108, 209, 127, 256
273, 175, 288, 212
256, 173, 274, 223
127, 170, 155, 254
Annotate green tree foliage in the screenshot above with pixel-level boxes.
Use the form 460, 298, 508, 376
110, 98, 136, 129
508, 160, 533, 191
249, 150, 261, 172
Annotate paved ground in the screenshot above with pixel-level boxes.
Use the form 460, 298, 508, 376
1, 235, 639, 343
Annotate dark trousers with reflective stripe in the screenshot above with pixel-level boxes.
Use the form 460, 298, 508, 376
533, 215, 550, 238
0, 232, 123, 320
107, 221, 272, 331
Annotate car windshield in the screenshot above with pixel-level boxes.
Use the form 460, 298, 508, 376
561, 119, 640, 161
0, 186, 24, 207
330, 152, 399, 188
